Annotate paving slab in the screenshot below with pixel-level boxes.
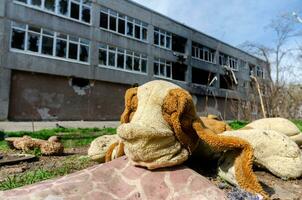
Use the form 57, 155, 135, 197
0, 121, 120, 132
0, 156, 227, 200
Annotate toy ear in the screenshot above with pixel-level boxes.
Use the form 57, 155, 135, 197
162, 88, 199, 154
120, 87, 138, 124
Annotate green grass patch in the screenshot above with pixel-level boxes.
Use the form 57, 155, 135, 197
0, 127, 117, 151
292, 120, 302, 132
0, 155, 93, 191
228, 120, 249, 130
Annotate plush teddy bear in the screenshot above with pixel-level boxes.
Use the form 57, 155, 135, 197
105, 80, 268, 198
5, 135, 64, 156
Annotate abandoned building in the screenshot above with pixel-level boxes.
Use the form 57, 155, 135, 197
0, 0, 269, 121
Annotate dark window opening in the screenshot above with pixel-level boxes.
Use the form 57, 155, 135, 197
134, 25, 140, 39
141, 60, 147, 73
70, 2, 80, 20
41, 36, 54, 55
192, 67, 215, 85
172, 62, 187, 81
220, 74, 236, 90
127, 22, 133, 36
126, 55, 132, 70
134, 57, 140, 71
11, 29, 25, 50
108, 51, 115, 66
71, 77, 89, 88
154, 63, 159, 75
172, 34, 187, 53
31, 0, 41, 6
56, 39, 67, 58
142, 27, 147, 40
100, 12, 108, 29
118, 19, 125, 34
27, 33, 39, 52
154, 31, 159, 45
68, 42, 78, 59
44, 0, 55, 11
82, 7, 91, 23
79, 45, 89, 62
58, 0, 68, 15
249, 64, 255, 76
109, 16, 117, 31
99, 49, 107, 65
117, 54, 124, 68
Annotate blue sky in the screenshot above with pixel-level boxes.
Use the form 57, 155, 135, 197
132, 0, 301, 47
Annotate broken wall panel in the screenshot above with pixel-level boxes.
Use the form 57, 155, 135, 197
220, 74, 236, 90
8, 70, 130, 121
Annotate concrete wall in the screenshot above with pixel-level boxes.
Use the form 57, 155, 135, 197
9, 70, 130, 121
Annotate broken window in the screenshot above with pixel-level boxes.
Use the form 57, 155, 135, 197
68, 42, 78, 60
118, 16, 126, 34
172, 34, 187, 53
41, 30, 54, 55
79, 41, 89, 62
82, 5, 91, 23
154, 29, 159, 45
192, 42, 215, 63
141, 56, 147, 73
109, 10, 117, 31
134, 54, 140, 71
126, 52, 133, 70
70, 1, 80, 20
220, 74, 236, 90
249, 64, 255, 76
56, 39, 67, 58
58, 0, 68, 15
108, 46, 116, 67
31, 0, 41, 7
192, 67, 215, 86
228, 56, 238, 70
127, 20, 134, 37
172, 62, 187, 81
44, 0, 55, 11
27, 26, 41, 52
117, 49, 125, 69
98, 44, 107, 65
11, 29, 25, 50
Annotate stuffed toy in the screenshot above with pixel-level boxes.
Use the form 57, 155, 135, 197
243, 118, 302, 146
5, 136, 64, 156
200, 115, 232, 134
218, 129, 302, 182
105, 80, 268, 198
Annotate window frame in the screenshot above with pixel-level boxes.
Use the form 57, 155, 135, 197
14, 0, 92, 25
154, 27, 172, 50
10, 21, 90, 65
192, 42, 216, 64
153, 58, 172, 79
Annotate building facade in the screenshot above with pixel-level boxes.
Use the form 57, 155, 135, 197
0, 0, 269, 121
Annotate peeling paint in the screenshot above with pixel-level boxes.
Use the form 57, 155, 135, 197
37, 108, 58, 121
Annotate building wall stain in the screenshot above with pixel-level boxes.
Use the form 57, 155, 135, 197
8, 70, 130, 121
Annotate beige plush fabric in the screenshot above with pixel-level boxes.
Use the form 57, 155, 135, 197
118, 80, 189, 169
245, 118, 300, 137
88, 134, 119, 162
219, 129, 302, 179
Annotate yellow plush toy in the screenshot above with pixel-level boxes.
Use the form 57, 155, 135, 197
106, 80, 268, 198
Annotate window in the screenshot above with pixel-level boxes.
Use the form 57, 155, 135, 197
228, 56, 238, 70
11, 22, 26, 50
27, 26, 40, 52
154, 27, 172, 50
14, 0, 91, 24
31, 0, 41, 6
192, 42, 215, 63
256, 66, 264, 78
70, 1, 80, 20
98, 43, 147, 74
44, 0, 55, 11
10, 21, 90, 63
99, 7, 148, 42
57, 0, 68, 15
154, 58, 172, 79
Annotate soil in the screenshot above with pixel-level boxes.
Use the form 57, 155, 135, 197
0, 146, 301, 199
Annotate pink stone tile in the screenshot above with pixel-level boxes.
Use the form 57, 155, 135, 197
169, 168, 194, 191
121, 165, 147, 180
141, 171, 170, 200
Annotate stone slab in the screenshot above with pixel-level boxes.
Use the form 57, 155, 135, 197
0, 157, 227, 200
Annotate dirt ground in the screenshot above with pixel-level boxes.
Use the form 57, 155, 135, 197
1, 146, 301, 199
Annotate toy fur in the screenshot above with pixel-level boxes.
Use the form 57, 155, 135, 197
6, 136, 64, 156
106, 80, 268, 198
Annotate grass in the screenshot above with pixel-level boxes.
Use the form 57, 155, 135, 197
0, 127, 117, 151
0, 155, 93, 190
